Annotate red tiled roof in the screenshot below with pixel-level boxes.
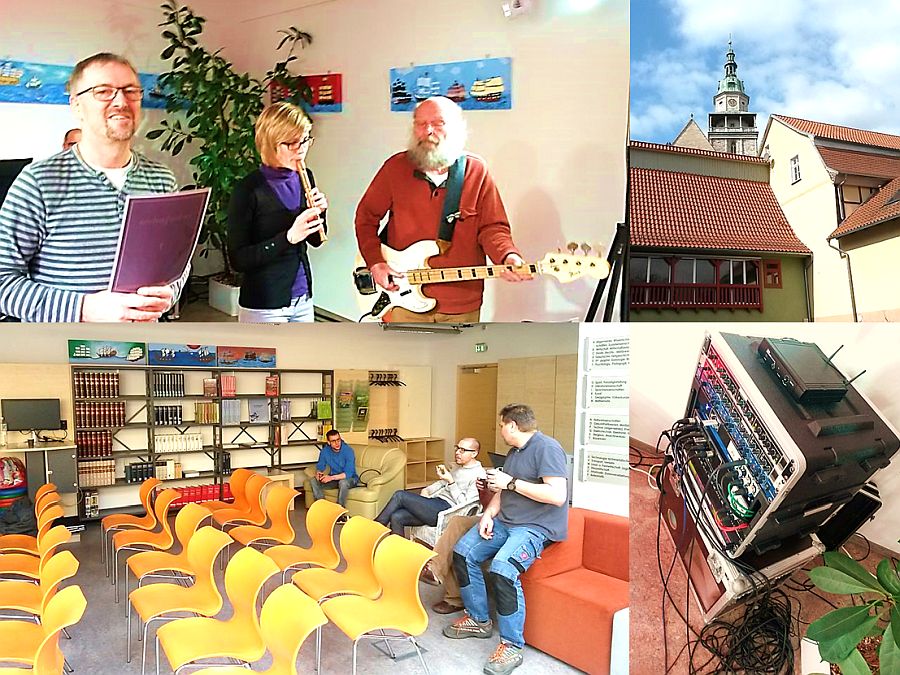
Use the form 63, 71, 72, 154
630, 140, 769, 165
831, 176, 900, 238
817, 147, 900, 180
630, 167, 811, 254
773, 115, 900, 152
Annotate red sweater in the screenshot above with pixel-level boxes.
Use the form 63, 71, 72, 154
355, 151, 520, 314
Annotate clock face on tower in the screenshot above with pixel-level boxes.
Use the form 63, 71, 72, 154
727, 97, 738, 109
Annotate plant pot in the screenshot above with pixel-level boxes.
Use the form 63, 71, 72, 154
209, 276, 240, 317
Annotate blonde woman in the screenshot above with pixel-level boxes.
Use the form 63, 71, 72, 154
228, 102, 327, 322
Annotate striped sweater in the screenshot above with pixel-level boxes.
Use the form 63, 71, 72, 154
0, 149, 182, 322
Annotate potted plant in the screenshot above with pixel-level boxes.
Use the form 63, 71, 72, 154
149, 0, 313, 315
806, 547, 900, 674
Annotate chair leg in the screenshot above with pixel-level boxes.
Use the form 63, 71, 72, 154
126, 601, 133, 663
315, 625, 321, 675
352, 638, 359, 675
380, 629, 396, 659
155, 635, 159, 675
63, 657, 73, 673
62, 627, 71, 640
410, 636, 429, 675
114, 549, 120, 602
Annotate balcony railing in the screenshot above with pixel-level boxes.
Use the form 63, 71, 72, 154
630, 283, 763, 311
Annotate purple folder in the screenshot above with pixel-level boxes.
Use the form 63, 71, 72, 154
108, 187, 211, 293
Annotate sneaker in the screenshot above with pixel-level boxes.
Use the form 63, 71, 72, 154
442, 614, 494, 639
432, 600, 465, 614
419, 563, 440, 586
336, 514, 349, 524
483, 642, 524, 675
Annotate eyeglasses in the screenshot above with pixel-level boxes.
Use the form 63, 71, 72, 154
75, 85, 144, 102
280, 137, 315, 151
454, 445, 478, 453
414, 120, 446, 131
328, 437, 342, 444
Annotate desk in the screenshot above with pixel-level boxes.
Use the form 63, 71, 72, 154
3, 440, 77, 502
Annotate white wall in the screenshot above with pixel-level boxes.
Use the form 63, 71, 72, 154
630, 323, 900, 553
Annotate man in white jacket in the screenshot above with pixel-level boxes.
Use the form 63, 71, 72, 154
375, 437, 486, 535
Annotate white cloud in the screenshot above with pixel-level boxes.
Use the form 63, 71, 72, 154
633, 0, 900, 140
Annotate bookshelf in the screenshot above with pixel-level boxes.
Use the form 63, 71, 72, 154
403, 437, 445, 489
70, 365, 333, 520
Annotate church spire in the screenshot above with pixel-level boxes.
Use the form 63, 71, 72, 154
717, 40, 745, 95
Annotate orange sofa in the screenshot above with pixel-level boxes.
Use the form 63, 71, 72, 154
522, 507, 629, 675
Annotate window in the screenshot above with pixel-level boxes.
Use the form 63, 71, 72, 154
630, 255, 763, 311
790, 156, 801, 184
764, 259, 782, 288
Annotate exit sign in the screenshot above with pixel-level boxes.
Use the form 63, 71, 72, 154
475, 343, 487, 353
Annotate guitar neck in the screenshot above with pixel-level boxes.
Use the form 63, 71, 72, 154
406, 263, 541, 285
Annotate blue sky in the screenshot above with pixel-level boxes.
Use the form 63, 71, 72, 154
630, 0, 900, 144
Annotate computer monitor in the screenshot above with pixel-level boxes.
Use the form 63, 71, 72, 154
0, 159, 32, 207
1, 398, 62, 434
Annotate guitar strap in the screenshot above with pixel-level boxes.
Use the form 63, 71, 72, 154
437, 154, 467, 244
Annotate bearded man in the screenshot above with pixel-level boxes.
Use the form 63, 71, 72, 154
0, 52, 182, 322
355, 96, 530, 323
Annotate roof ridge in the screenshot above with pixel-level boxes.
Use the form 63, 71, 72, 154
630, 140, 768, 164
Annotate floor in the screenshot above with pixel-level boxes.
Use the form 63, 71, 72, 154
629, 443, 889, 675
58, 506, 580, 675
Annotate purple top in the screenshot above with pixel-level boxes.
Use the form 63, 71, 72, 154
260, 164, 308, 299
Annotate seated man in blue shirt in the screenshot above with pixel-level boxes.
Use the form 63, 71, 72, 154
310, 430, 358, 507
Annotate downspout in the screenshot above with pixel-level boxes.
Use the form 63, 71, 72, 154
828, 237, 858, 322
830, 178, 858, 322
802, 255, 813, 322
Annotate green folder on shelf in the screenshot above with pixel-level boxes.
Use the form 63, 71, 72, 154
317, 399, 333, 420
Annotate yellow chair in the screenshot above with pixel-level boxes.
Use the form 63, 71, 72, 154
189, 584, 328, 675
230, 485, 297, 552
0, 586, 87, 675
0, 550, 78, 619
127, 526, 232, 675
0, 504, 63, 556
33, 484, 56, 503
200, 468, 252, 514
124, 503, 210, 602
264, 499, 346, 583
0, 584, 87, 670
101, 477, 162, 575
111, 488, 179, 603
0, 585, 86, 675
0, 526, 71, 582
155, 547, 280, 673
321, 535, 435, 675
211, 473, 269, 529
34, 491, 61, 519
292, 516, 389, 602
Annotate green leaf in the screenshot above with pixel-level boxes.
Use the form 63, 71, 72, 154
882, 627, 900, 674
809, 567, 884, 596
161, 44, 176, 60
837, 648, 873, 675
809, 605, 877, 662
823, 551, 886, 594
145, 129, 165, 140
892, 607, 900, 650
877, 559, 900, 597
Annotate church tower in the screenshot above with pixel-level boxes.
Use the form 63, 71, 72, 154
708, 42, 758, 155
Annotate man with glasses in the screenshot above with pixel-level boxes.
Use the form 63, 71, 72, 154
444, 404, 568, 675
309, 429, 359, 508
375, 437, 485, 535
355, 96, 531, 323
0, 52, 182, 322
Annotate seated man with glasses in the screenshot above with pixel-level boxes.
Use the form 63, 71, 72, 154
0, 52, 183, 322
310, 430, 359, 508
355, 96, 531, 323
375, 437, 485, 535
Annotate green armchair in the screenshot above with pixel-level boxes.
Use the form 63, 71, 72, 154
302, 445, 407, 519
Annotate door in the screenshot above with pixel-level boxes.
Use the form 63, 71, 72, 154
455, 364, 498, 466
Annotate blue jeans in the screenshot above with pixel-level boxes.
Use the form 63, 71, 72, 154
310, 475, 358, 507
374, 490, 451, 535
239, 294, 314, 323
453, 520, 547, 648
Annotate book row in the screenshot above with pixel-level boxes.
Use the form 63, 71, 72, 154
73, 371, 120, 399
74, 401, 126, 428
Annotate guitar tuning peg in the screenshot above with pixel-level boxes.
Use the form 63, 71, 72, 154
567, 242, 578, 254
581, 243, 591, 255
